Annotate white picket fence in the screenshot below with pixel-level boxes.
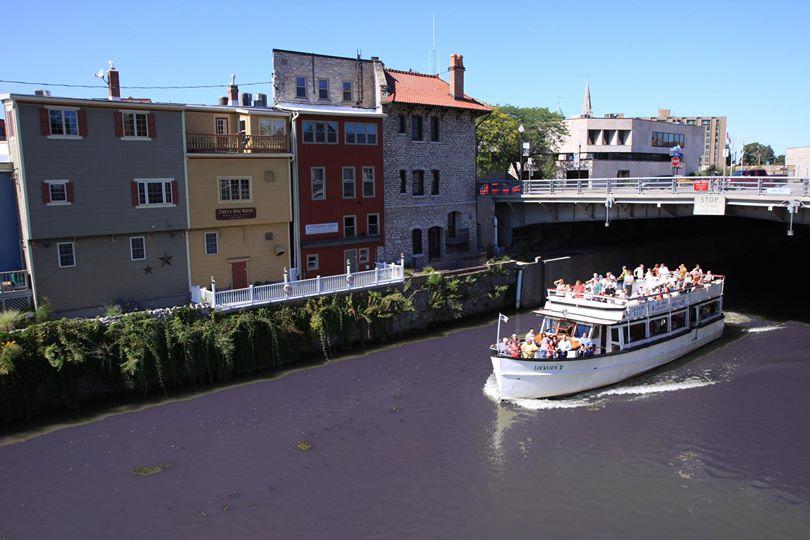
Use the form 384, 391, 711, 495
194, 260, 406, 312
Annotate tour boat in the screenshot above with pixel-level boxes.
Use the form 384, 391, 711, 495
490, 276, 725, 400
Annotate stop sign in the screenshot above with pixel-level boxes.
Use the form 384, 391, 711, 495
671, 156, 681, 167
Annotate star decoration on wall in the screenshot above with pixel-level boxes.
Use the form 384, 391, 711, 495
143, 265, 153, 274
158, 253, 173, 266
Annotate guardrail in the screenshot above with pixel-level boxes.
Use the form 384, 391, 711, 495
512, 177, 810, 197
0, 270, 33, 311
195, 259, 406, 311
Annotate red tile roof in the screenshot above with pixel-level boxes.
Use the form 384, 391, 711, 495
384, 69, 492, 113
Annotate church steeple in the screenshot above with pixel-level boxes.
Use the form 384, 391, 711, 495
581, 80, 592, 118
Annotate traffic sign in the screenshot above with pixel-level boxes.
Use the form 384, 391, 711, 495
671, 156, 681, 167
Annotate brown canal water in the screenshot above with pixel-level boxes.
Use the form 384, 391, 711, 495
1, 309, 809, 538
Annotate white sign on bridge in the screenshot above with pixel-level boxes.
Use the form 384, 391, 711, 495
693, 194, 726, 216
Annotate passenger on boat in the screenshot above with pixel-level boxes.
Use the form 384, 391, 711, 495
507, 336, 520, 358
496, 338, 509, 356
678, 263, 688, 280
521, 338, 539, 359
525, 328, 536, 343
573, 280, 586, 298
558, 335, 572, 358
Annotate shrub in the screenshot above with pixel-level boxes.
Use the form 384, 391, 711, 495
0, 310, 23, 332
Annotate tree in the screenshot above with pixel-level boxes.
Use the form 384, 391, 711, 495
774, 154, 786, 165
477, 105, 567, 178
742, 142, 776, 165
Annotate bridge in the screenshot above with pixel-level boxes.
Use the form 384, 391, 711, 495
486, 176, 810, 244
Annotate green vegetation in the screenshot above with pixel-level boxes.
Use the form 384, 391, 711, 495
0, 266, 517, 422
477, 105, 567, 178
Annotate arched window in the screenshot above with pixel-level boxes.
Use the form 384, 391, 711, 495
412, 229, 423, 255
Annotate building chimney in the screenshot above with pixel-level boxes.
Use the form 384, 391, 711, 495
107, 61, 121, 101
255, 93, 268, 107
218, 96, 228, 106
227, 74, 239, 106
448, 54, 465, 100
34, 89, 51, 97
240, 92, 252, 107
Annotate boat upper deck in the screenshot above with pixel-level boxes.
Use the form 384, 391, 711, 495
539, 277, 725, 325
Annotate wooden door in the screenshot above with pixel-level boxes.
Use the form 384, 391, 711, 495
428, 227, 442, 261
230, 261, 248, 289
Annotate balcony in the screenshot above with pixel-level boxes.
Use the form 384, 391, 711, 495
0, 270, 33, 311
187, 133, 289, 154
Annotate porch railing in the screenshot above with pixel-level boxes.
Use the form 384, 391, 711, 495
0, 270, 33, 311
187, 133, 289, 154
195, 257, 406, 312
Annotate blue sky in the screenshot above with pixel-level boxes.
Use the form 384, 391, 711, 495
3, 0, 807, 153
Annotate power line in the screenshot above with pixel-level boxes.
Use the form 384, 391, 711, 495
0, 79, 273, 90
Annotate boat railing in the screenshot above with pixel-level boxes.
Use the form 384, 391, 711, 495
545, 276, 725, 316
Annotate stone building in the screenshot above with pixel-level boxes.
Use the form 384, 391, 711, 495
382, 54, 491, 267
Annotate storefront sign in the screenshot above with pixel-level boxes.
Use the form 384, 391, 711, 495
215, 207, 257, 220
305, 222, 339, 235
693, 194, 726, 216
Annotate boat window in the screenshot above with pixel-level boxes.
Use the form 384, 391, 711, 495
611, 326, 620, 343
699, 301, 720, 320
692, 306, 700, 325
575, 323, 592, 338
628, 322, 647, 343
649, 316, 668, 337
671, 310, 687, 331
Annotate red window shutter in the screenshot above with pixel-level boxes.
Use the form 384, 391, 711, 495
147, 113, 156, 139
131, 181, 139, 206
114, 111, 124, 137
78, 110, 88, 137
39, 108, 50, 135
42, 182, 51, 203
66, 182, 74, 202
171, 181, 179, 204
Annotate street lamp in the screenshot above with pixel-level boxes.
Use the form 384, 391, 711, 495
518, 124, 525, 181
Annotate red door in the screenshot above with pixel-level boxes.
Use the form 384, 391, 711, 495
230, 261, 248, 289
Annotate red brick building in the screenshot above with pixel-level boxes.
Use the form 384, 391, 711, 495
273, 50, 387, 278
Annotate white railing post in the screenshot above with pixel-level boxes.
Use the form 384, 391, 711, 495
210, 276, 217, 308
346, 259, 352, 289
283, 266, 291, 297
400, 252, 405, 269
757, 178, 763, 195
374, 265, 379, 284
249, 284, 254, 304
316, 275, 321, 294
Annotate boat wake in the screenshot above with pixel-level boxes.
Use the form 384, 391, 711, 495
483, 371, 720, 411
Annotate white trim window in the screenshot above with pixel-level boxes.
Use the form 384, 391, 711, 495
306, 253, 319, 271
342, 167, 356, 199
367, 213, 380, 236
361, 167, 375, 198
57, 242, 76, 268
345, 122, 378, 145
46, 180, 70, 205
359, 247, 369, 264
137, 179, 174, 206
215, 117, 229, 135
219, 177, 252, 202
295, 76, 307, 99
204, 232, 219, 255
122, 111, 149, 138
311, 167, 326, 200
342, 81, 352, 102
302, 121, 338, 144
48, 109, 79, 136
130, 236, 146, 261
343, 215, 357, 238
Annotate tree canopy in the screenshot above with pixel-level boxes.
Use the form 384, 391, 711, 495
742, 142, 776, 165
477, 105, 567, 178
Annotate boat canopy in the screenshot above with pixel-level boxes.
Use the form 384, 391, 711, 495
533, 308, 623, 325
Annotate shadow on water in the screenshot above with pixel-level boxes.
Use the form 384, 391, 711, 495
0, 310, 503, 446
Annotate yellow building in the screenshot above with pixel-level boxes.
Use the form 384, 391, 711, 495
185, 106, 293, 290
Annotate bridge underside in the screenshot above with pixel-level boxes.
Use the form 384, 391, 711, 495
495, 200, 810, 246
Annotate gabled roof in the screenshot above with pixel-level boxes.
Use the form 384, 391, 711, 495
383, 69, 492, 113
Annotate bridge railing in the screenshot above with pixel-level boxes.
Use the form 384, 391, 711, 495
518, 177, 810, 197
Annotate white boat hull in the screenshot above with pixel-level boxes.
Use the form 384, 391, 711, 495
491, 318, 724, 400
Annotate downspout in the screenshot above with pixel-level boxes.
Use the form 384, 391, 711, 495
493, 215, 499, 247
515, 268, 523, 309
289, 111, 301, 272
